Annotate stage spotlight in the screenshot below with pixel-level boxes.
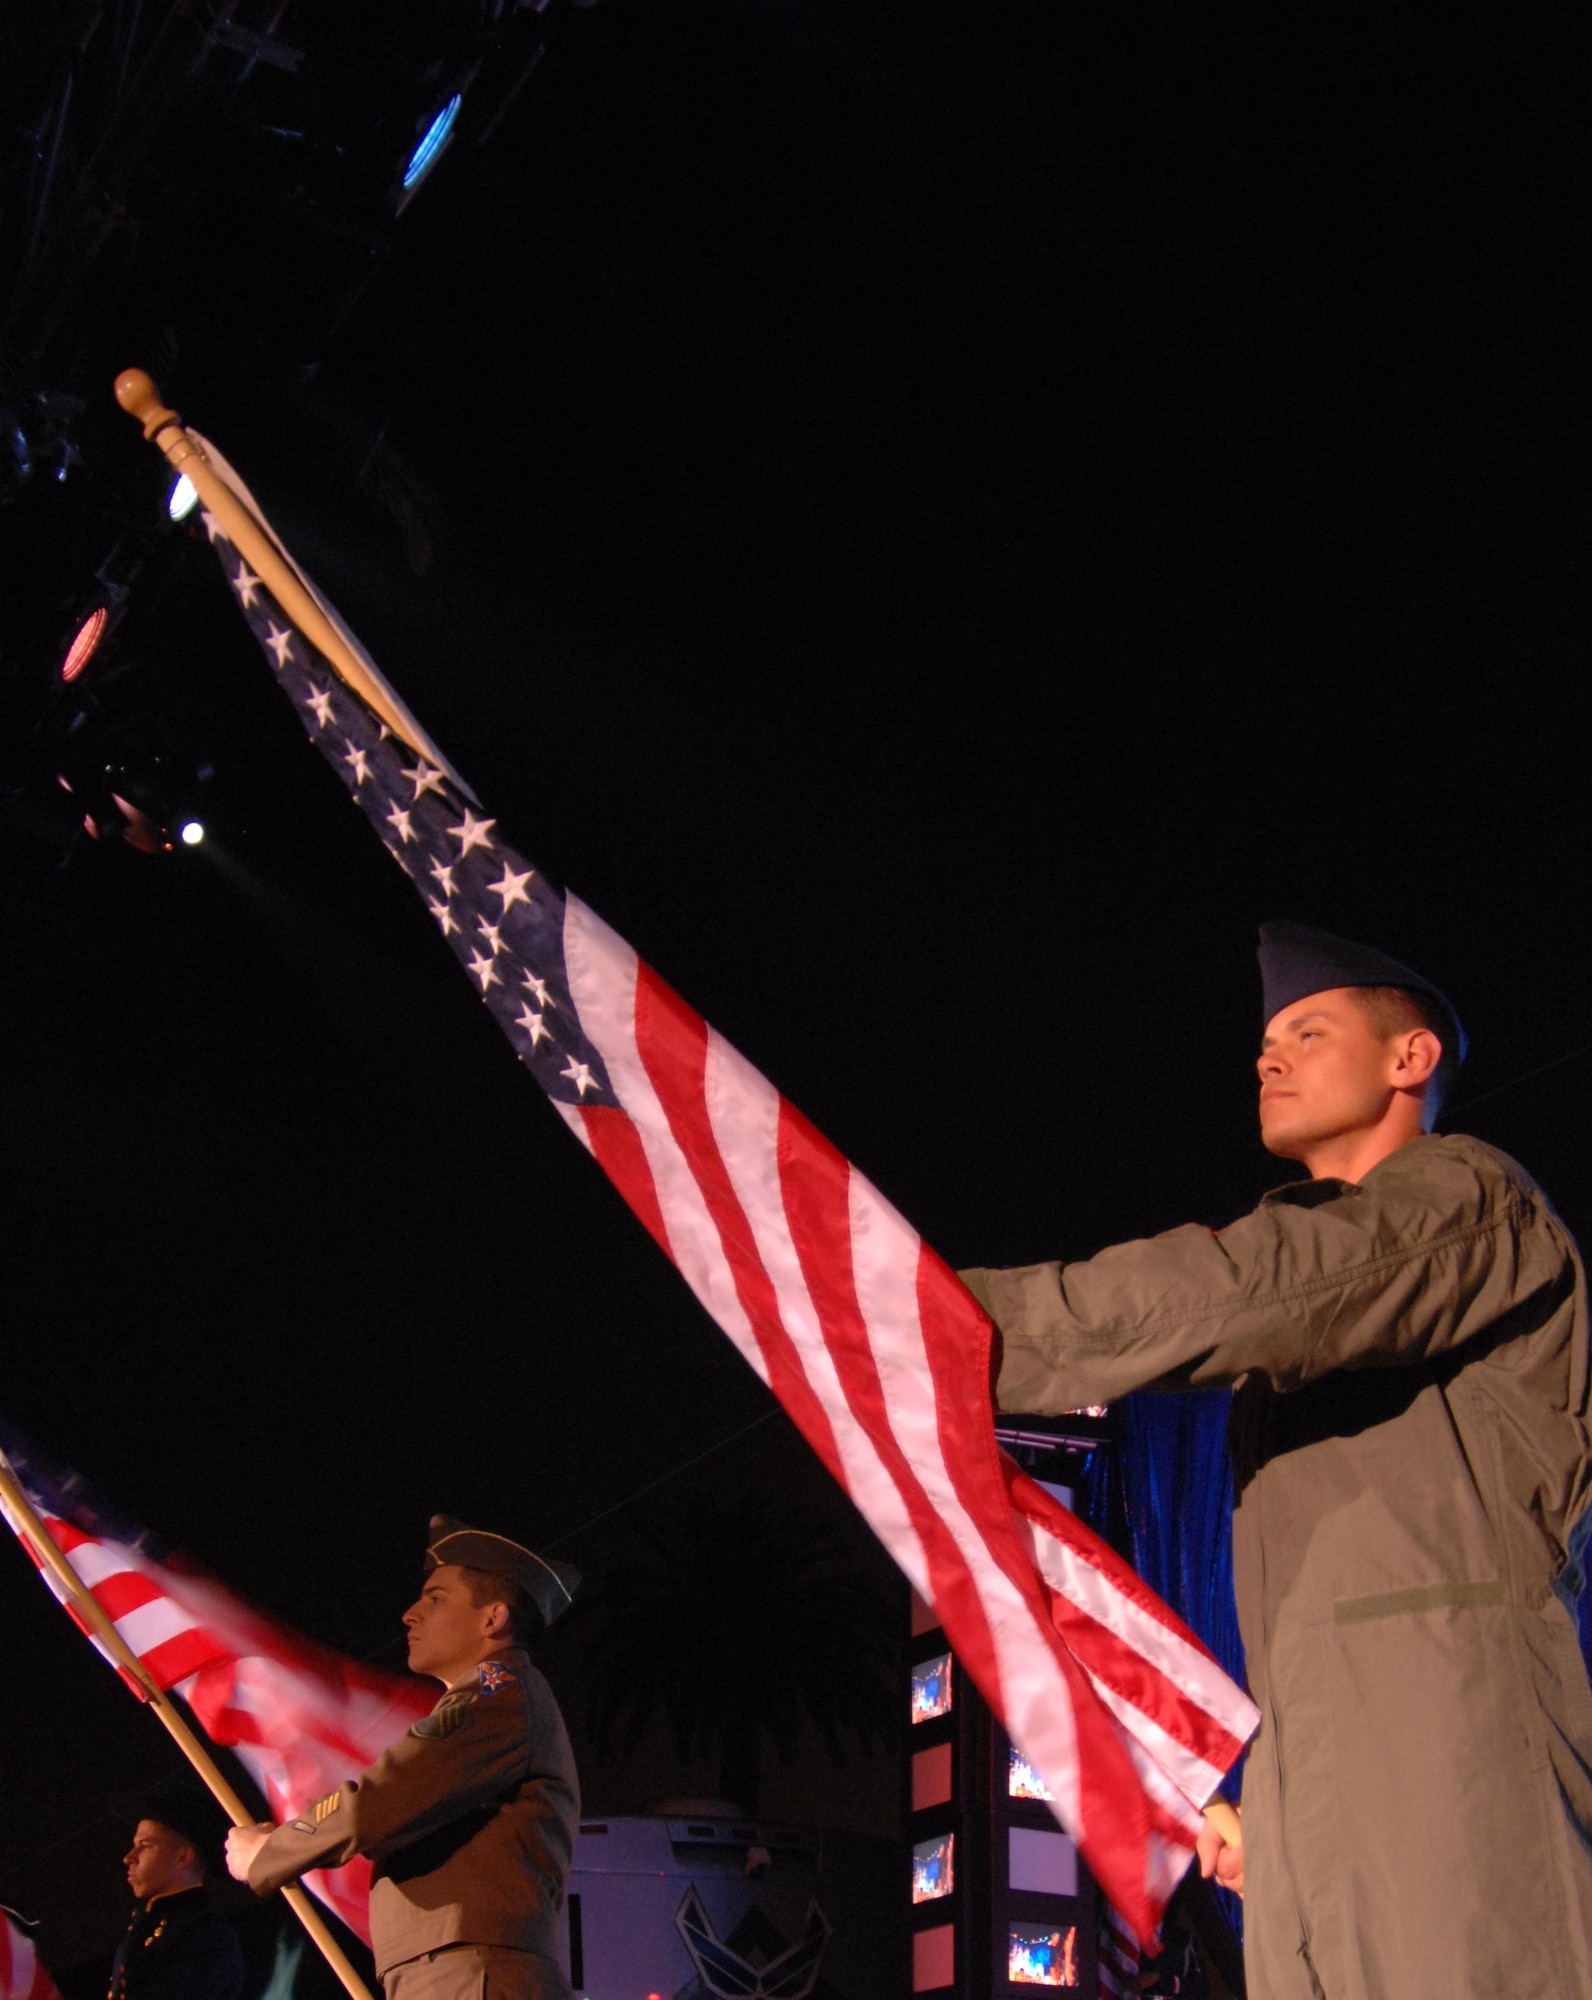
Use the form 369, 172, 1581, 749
61, 605, 109, 683
180, 819, 205, 846
402, 93, 462, 194
167, 473, 199, 521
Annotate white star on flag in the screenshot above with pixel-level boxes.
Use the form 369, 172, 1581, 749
429, 858, 455, 895
467, 949, 500, 992
428, 898, 458, 937
561, 1058, 598, 1096
305, 688, 335, 730
403, 760, 447, 801
476, 918, 503, 953
516, 1005, 550, 1048
232, 562, 262, 609
449, 809, 496, 856
523, 971, 553, 1007
387, 804, 415, 844
488, 864, 534, 910
265, 623, 295, 668
201, 510, 225, 543
343, 742, 371, 787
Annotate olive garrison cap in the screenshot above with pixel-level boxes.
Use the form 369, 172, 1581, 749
1258, 919, 1467, 1062
424, 1514, 580, 1630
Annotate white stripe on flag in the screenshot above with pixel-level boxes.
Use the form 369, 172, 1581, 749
562, 898, 770, 1383
701, 1026, 931, 1591
1082, 1667, 1225, 1805
1020, 1511, 1254, 1789
109, 1595, 198, 1659
846, 1170, 1089, 1839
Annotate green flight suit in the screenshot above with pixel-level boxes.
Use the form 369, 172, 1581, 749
962, 1133, 1592, 2000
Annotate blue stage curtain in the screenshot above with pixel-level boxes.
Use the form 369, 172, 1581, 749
1082, 1389, 1248, 1957
1111, 1389, 1246, 1699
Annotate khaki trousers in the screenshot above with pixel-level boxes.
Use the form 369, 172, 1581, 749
383, 1945, 571, 2000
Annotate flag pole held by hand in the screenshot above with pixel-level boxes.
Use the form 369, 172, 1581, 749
0, 1452, 376, 2000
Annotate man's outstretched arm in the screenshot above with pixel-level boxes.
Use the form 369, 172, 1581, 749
963, 1138, 1572, 1412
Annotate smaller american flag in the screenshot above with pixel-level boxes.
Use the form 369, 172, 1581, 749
1096, 1900, 1141, 2000
0, 1912, 63, 2000
0, 1420, 431, 1943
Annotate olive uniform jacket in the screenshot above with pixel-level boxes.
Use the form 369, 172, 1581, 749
962, 1134, 1592, 2000
248, 1648, 578, 1989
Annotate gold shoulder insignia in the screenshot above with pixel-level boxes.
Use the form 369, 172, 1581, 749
411, 1692, 475, 1740
312, 1791, 342, 1824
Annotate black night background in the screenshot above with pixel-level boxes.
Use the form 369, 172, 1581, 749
2, 4, 1589, 1989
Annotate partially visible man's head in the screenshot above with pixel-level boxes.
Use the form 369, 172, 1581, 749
1255, 921, 1465, 1172
402, 1563, 512, 1684
125, 1819, 203, 1903
1346, 985, 1459, 1121
456, 1566, 543, 1646
411, 1516, 578, 1684
1257, 986, 1446, 1165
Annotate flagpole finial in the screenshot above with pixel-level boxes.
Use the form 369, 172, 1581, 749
114, 369, 180, 442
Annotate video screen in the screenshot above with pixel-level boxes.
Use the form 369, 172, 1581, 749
911, 1650, 953, 1723
1008, 1746, 1053, 1801
912, 1832, 955, 1904
1008, 1924, 1079, 1987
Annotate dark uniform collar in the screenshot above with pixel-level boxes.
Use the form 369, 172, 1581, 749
135, 1884, 208, 1918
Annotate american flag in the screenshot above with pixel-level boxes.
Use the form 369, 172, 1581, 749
0, 1421, 432, 1944
1, 1912, 63, 2000
1096, 1899, 1142, 1999
193, 475, 1257, 1938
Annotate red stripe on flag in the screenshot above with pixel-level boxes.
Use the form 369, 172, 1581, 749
88, 1569, 162, 1622
631, 965, 845, 1484
917, 1249, 1169, 1926
773, 1102, 1005, 1694
580, 1104, 671, 1254
142, 1627, 231, 1688
1005, 1464, 1249, 1775
39, 1517, 92, 1555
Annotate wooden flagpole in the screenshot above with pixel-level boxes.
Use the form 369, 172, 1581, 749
0, 1453, 376, 2000
111, 367, 432, 765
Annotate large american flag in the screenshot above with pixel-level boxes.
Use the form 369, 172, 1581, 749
0, 1422, 431, 1943
1, 1912, 63, 2000
192, 474, 1257, 1938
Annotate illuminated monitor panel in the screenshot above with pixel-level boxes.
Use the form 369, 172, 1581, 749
1008, 1922, 1079, 1987
911, 1650, 953, 1723
912, 1831, 955, 1904
1007, 1745, 1053, 1801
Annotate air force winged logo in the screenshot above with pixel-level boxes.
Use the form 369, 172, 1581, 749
674, 1888, 832, 2000
478, 1659, 515, 1694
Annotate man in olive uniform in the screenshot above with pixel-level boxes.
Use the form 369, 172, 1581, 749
961, 922, 1592, 1999
226, 1518, 580, 2000
112, 1803, 243, 2000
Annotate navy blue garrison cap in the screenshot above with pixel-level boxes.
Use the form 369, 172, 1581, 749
1259, 920, 1467, 1062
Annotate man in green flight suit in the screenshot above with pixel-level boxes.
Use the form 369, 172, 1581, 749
226, 1517, 580, 2000
961, 922, 1592, 1999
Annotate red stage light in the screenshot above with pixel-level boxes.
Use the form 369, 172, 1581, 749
61, 606, 107, 683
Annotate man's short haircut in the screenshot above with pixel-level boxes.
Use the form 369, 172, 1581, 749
142, 1820, 206, 1880
1349, 985, 1458, 1124
457, 1565, 545, 1646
